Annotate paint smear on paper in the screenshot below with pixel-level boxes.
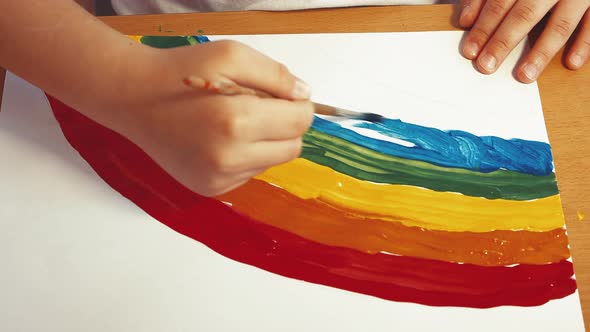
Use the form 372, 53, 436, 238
302, 128, 558, 200
256, 158, 564, 232
45, 95, 576, 308
40, 35, 575, 308
219, 179, 569, 266
313, 117, 554, 176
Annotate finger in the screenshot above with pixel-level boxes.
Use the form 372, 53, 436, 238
459, 0, 486, 28
234, 167, 268, 185
212, 40, 311, 101
516, 1, 588, 82
243, 138, 303, 171
477, 0, 557, 74
227, 96, 314, 141
566, 8, 590, 70
462, 0, 518, 59
210, 178, 251, 197
252, 99, 314, 141
213, 166, 268, 197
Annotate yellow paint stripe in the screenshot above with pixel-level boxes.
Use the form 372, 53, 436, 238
255, 158, 565, 232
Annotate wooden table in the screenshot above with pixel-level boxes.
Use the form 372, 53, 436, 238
0, 69, 4, 107
2, 4, 589, 329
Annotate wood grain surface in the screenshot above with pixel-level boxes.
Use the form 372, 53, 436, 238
0, 68, 4, 107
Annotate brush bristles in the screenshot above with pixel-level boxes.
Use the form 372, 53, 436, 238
359, 113, 384, 123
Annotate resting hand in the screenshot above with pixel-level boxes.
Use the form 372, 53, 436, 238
459, 0, 590, 82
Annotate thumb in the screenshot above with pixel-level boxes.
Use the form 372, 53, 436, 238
214, 40, 311, 100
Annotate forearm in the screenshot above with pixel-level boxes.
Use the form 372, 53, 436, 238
0, 0, 150, 128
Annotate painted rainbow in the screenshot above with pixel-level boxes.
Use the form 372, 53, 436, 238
45, 35, 576, 308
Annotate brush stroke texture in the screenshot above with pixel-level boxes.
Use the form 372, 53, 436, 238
256, 158, 565, 232
136, 34, 555, 178
47, 96, 576, 308
136, 34, 555, 179
139, 35, 209, 48
312, 117, 554, 176
303, 129, 558, 200
219, 179, 570, 266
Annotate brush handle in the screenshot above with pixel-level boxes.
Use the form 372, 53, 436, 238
183, 76, 344, 118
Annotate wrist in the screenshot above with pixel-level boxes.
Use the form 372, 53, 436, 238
82, 40, 161, 141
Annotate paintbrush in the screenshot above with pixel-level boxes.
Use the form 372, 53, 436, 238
183, 76, 384, 123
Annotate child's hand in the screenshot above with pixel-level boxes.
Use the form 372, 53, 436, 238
1, 0, 312, 198
110, 41, 314, 197
459, 0, 590, 82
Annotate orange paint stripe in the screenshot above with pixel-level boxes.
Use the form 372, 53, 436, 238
219, 179, 570, 266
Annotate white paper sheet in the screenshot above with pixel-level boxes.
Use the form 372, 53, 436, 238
0, 31, 584, 332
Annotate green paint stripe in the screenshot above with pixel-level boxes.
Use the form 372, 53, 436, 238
302, 129, 559, 200
139, 35, 206, 48
186, 36, 199, 45
135, 35, 558, 200
139, 35, 193, 48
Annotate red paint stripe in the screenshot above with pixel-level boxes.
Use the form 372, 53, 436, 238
46, 95, 577, 308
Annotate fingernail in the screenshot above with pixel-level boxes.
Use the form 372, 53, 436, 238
479, 53, 497, 72
292, 78, 311, 100
459, 5, 471, 26
522, 63, 539, 80
463, 41, 479, 58
571, 54, 583, 68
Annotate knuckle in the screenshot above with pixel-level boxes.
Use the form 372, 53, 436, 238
207, 148, 239, 174
487, 0, 510, 17
292, 118, 308, 136
291, 103, 314, 135
470, 27, 491, 42
215, 40, 246, 63
216, 39, 242, 52
490, 37, 511, 53
288, 138, 304, 160
207, 150, 228, 172
302, 102, 315, 129
535, 49, 552, 64
275, 62, 295, 89
512, 4, 537, 25
550, 19, 575, 39
218, 110, 246, 141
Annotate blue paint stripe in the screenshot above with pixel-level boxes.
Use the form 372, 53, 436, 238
139, 34, 554, 177
311, 117, 554, 176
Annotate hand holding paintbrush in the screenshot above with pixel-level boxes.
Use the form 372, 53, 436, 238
183, 76, 383, 123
